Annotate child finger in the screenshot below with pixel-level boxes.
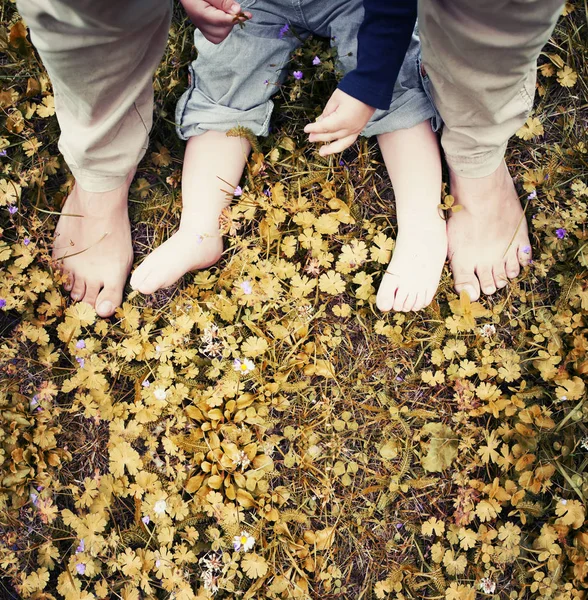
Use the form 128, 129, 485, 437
308, 130, 346, 143
304, 111, 345, 134
318, 134, 358, 156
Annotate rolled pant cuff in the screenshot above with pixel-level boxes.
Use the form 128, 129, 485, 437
72, 168, 131, 193
444, 143, 507, 179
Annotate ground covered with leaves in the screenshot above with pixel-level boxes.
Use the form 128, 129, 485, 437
1, 3, 587, 599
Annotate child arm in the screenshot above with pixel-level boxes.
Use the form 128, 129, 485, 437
305, 0, 417, 156
180, 0, 252, 44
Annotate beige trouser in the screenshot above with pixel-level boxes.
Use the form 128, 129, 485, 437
18, 0, 564, 188
419, 0, 565, 178
16, 0, 172, 192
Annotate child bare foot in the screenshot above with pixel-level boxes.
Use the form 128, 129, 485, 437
130, 131, 250, 294
53, 175, 133, 318
447, 161, 531, 301
130, 226, 223, 294
375, 122, 445, 312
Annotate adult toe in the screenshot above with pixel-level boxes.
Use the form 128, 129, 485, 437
518, 243, 532, 267
63, 272, 74, 292
96, 284, 123, 318
477, 267, 496, 296
505, 252, 521, 279
70, 277, 86, 302
493, 262, 508, 290
451, 262, 480, 302
82, 283, 101, 308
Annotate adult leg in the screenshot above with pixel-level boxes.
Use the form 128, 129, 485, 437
16, 0, 171, 315
131, 0, 303, 294
419, 0, 564, 300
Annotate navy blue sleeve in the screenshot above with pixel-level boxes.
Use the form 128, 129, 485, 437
338, 0, 417, 110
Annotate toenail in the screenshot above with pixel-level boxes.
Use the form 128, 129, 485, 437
98, 301, 113, 315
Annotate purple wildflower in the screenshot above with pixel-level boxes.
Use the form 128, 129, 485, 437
240, 280, 253, 295
527, 190, 537, 200
76, 357, 85, 368
142, 379, 150, 388
263, 79, 269, 86
278, 23, 289, 39
142, 515, 150, 525
293, 70, 303, 80
23, 237, 30, 246
8, 205, 17, 215
0, 299, 6, 309
76, 339, 86, 349
312, 56, 321, 66
264, 188, 271, 197
30, 491, 38, 506
556, 228, 567, 239
76, 563, 86, 575
0, 149, 7, 157
76, 539, 85, 553
234, 186, 243, 197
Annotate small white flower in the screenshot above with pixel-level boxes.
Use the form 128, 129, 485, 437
240, 280, 253, 295
233, 450, 251, 470
580, 436, 588, 451
154, 388, 167, 401
479, 577, 496, 594
203, 569, 219, 593
154, 499, 167, 516
559, 395, 568, 401
478, 324, 496, 339
233, 358, 255, 374
232, 530, 255, 552
560, 499, 567, 505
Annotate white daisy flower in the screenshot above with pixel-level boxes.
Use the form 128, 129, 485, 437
233, 358, 255, 374
232, 530, 255, 552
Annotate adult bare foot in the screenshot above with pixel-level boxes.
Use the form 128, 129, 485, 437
375, 122, 446, 312
130, 131, 250, 295
447, 161, 531, 301
53, 175, 133, 318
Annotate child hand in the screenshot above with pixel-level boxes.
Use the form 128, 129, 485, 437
181, 0, 252, 44
304, 89, 376, 156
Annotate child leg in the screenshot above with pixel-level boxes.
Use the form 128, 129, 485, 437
130, 131, 250, 294
131, 0, 303, 294
376, 121, 445, 312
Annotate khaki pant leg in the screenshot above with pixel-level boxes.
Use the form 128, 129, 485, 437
418, 0, 564, 178
16, 0, 172, 192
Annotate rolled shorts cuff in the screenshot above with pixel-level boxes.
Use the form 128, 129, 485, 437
362, 91, 436, 137
176, 84, 274, 140
71, 168, 131, 193
444, 142, 508, 179
362, 54, 441, 138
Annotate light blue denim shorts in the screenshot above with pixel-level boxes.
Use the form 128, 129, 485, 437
176, 0, 441, 139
